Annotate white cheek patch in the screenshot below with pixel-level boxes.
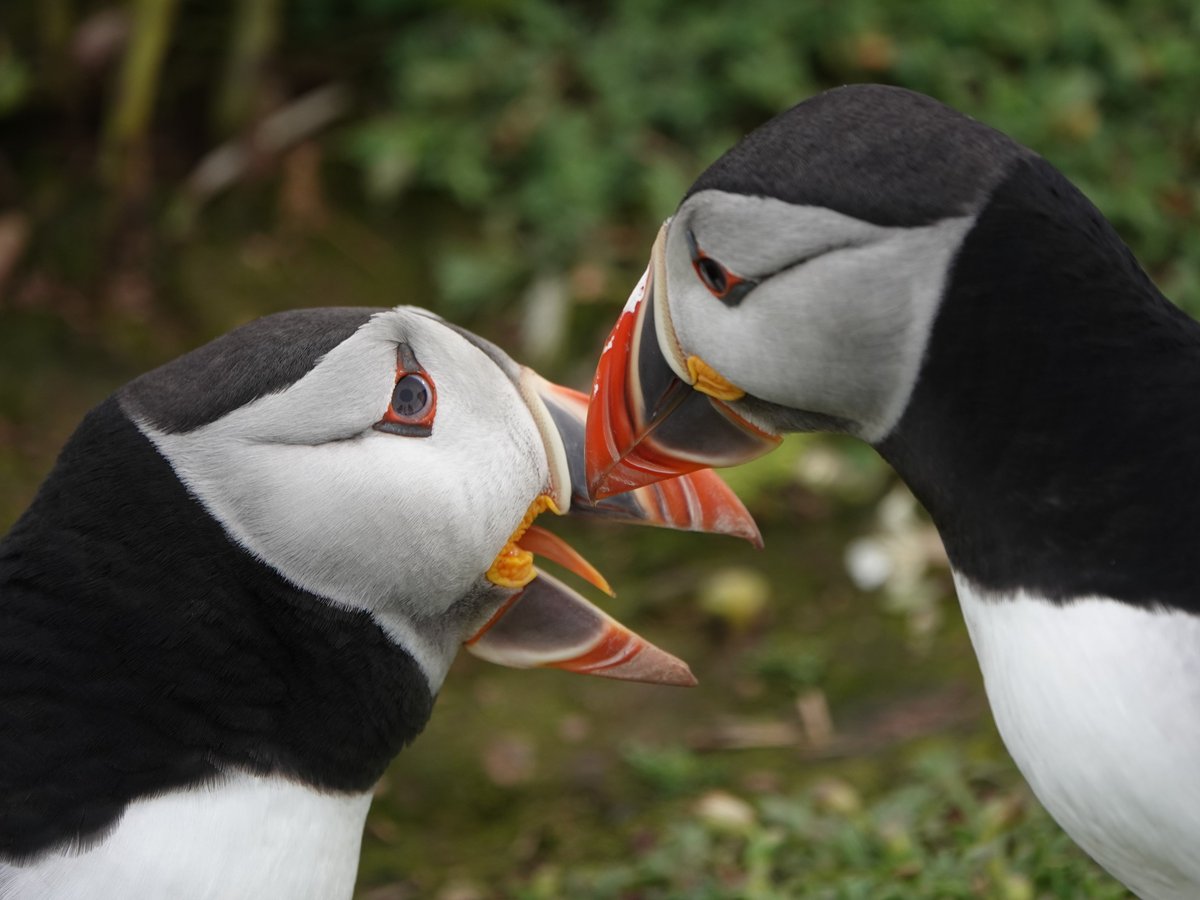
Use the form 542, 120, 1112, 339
137, 309, 550, 689
668, 201, 974, 441
679, 191, 888, 277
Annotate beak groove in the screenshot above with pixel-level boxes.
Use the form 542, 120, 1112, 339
585, 223, 782, 500
526, 370, 760, 545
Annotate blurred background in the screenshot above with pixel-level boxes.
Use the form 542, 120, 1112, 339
2, 1, 1199, 896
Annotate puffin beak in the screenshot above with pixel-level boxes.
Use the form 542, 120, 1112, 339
465, 570, 696, 686
520, 369, 761, 546
585, 222, 782, 500
462, 362, 762, 686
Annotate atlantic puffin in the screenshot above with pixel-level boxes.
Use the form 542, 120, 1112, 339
0, 305, 756, 900
585, 85, 1200, 898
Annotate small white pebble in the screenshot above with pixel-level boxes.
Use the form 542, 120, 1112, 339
844, 537, 893, 590
694, 790, 757, 831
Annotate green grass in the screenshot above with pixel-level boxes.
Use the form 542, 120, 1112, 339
512, 742, 1129, 900
2, 2, 1192, 895
0, 234, 1135, 900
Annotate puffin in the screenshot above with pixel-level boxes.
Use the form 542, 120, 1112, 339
584, 84, 1200, 899
0, 305, 756, 900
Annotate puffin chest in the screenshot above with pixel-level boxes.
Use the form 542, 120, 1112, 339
0, 773, 373, 900
954, 574, 1200, 899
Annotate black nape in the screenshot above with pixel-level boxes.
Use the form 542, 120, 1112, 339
687, 85, 1029, 228
880, 156, 1200, 612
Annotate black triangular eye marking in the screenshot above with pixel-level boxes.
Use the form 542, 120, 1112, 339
396, 343, 422, 374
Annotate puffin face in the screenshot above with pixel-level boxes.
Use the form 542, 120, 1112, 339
586, 85, 1027, 497
136, 309, 547, 621
664, 192, 972, 438
121, 306, 755, 689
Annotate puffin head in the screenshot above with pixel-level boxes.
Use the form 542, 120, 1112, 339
585, 84, 1033, 496
121, 306, 755, 691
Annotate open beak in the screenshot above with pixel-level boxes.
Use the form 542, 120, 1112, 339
585, 222, 782, 500
466, 569, 696, 686
464, 363, 762, 687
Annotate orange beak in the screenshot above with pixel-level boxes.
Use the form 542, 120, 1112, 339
461, 361, 762, 687
530, 375, 761, 546
585, 223, 781, 500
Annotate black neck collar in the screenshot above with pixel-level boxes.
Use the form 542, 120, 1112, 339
880, 156, 1200, 613
1, 398, 434, 860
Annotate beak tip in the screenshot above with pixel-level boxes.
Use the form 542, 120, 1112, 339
583, 458, 628, 501
731, 514, 765, 549
583, 439, 628, 501
600, 639, 699, 687
665, 660, 700, 688
742, 527, 765, 550
587, 479, 617, 502
593, 652, 698, 688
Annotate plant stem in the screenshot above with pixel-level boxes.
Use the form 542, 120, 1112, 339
213, 0, 283, 136
99, 0, 179, 192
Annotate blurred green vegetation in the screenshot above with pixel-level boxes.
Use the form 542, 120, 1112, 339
2, 0, 1196, 896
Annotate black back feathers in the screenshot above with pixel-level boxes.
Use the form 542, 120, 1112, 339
880, 155, 1200, 611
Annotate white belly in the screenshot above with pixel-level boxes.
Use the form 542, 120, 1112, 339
0, 772, 373, 900
956, 574, 1200, 899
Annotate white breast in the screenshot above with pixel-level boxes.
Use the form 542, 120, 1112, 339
956, 574, 1200, 899
0, 773, 372, 900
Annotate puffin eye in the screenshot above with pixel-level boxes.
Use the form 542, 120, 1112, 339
685, 228, 757, 306
391, 374, 432, 419
696, 256, 728, 295
375, 344, 437, 437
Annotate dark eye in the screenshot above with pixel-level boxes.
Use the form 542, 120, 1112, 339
375, 344, 437, 437
685, 228, 757, 306
696, 256, 728, 295
391, 374, 432, 420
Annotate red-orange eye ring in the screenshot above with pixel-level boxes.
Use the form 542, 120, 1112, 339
375, 343, 437, 437
685, 228, 758, 307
